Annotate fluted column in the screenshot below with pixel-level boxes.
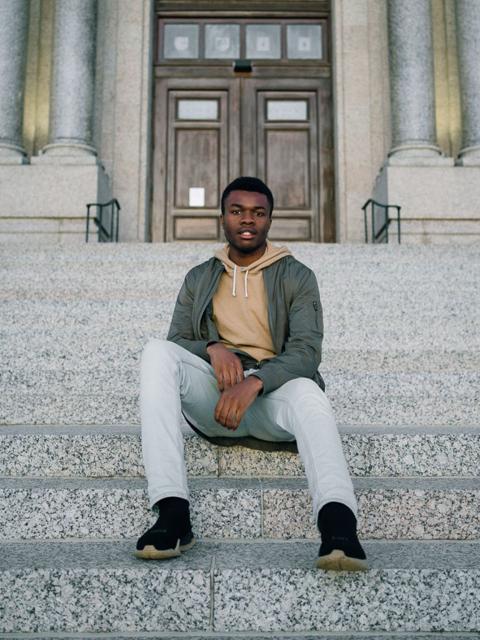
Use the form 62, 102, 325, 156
456, 0, 480, 165
387, 0, 443, 162
41, 0, 97, 160
0, 0, 29, 163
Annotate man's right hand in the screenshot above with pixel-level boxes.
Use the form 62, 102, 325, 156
207, 342, 244, 391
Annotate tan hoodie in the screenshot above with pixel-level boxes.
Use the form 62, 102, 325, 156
212, 241, 291, 362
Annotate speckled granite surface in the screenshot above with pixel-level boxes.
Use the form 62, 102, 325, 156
1, 477, 478, 541
2, 637, 476, 640
1, 245, 479, 636
0, 539, 479, 633
3, 636, 476, 640
1, 425, 479, 478
0, 426, 219, 477
262, 477, 480, 540
0, 539, 210, 634
1, 371, 478, 426
212, 541, 480, 633
1, 244, 479, 426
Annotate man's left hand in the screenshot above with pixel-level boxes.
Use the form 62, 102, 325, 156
214, 375, 263, 430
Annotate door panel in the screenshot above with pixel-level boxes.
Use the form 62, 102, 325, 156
152, 78, 240, 241
268, 218, 311, 240
265, 130, 310, 208
174, 217, 219, 240
250, 84, 321, 241
174, 129, 220, 209
166, 88, 230, 241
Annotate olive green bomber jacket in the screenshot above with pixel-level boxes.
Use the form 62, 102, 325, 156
166, 254, 325, 395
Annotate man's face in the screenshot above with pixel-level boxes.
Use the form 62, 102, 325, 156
221, 190, 272, 255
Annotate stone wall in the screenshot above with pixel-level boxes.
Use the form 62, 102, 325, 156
1, 0, 478, 244
332, 0, 391, 243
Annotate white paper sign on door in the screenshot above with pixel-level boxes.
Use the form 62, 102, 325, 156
189, 187, 205, 207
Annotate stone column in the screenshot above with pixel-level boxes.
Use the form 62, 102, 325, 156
455, 0, 480, 165
41, 0, 97, 161
0, 0, 29, 163
387, 0, 443, 162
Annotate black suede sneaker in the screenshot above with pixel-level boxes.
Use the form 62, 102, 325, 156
135, 497, 196, 560
316, 501, 368, 571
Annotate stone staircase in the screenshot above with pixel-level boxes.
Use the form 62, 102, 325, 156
0, 242, 479, 637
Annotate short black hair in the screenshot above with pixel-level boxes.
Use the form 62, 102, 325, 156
221, 176, 274, 217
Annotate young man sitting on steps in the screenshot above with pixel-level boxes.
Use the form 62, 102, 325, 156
136, 176, 367, 571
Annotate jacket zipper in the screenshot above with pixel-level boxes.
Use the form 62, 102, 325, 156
313, 300, 319, 329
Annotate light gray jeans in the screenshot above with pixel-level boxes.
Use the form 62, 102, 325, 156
140, 339, 358, 522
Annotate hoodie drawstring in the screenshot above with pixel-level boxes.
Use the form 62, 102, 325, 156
230, 265, 249, 298
232, 264, 237, 297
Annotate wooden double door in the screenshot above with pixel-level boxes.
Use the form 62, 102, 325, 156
152, 74, 334, 242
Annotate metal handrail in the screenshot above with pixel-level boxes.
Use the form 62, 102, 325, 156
85, 199, 121, 242
362, 199, 401, 243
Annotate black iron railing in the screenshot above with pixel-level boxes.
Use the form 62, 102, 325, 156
362, 199, 401, 243
85, 199, 121, 242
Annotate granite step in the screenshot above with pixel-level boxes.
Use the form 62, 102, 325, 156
2, 245, 479, 428
1, 539, 479, 634
1, 368, 478, 426
2, 636, 476, 640
1, 425, 479, 479
4, 327, 479, 373
1, 477, 478, 541
2, 339, 479, 378
2, 245, 478, 359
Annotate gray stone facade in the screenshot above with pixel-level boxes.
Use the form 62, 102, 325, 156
0, 0, 479, 243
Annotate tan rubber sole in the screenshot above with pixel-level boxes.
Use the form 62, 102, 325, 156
316, 548, 368, 571
135, 537, 196, 560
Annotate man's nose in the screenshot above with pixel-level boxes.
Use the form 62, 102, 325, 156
240, 211, 255, 223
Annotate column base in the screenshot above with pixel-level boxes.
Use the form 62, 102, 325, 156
456, 145, 480, 166
0, 144, 28, 165
387, 140, 454, 167
388, 143, 454, 166
388, 155, 455, 167
35, 141, 98, 165
32, 154, 98, 166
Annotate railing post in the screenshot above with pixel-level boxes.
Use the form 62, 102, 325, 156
115, 200, 120, 242
362, 199, 402, 244
110, 201, 114, 240
86, 204, 91, 242
85, 199, 121, 242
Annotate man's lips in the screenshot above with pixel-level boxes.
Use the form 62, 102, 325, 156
238, 229, 256, 237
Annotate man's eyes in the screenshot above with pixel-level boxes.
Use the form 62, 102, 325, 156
230, 210, 265, 217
